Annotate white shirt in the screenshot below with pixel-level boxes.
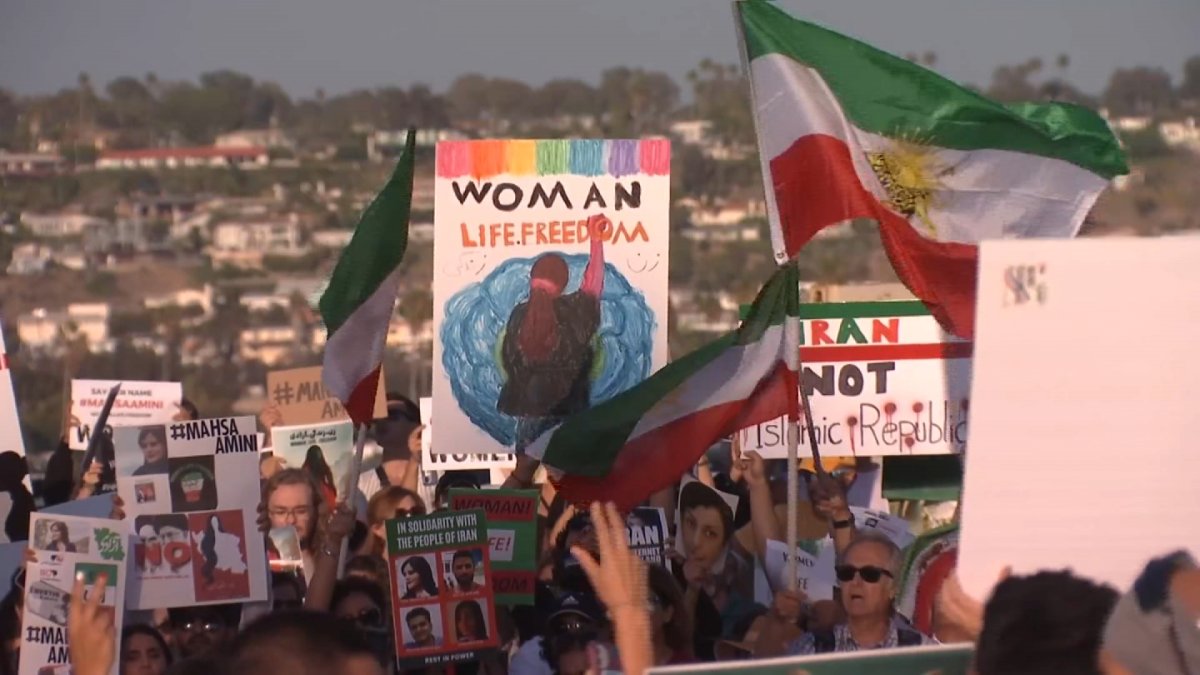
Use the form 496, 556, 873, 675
510, 637, 553, 675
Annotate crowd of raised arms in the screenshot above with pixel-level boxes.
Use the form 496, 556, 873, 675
0, 392, 1195, 675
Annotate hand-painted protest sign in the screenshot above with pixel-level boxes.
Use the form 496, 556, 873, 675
738, 301, 971, 457
626, 507, 668, 567
387, 509, 500, 668
449, 489, 538, 605
433, 139, 670, 458
113, 416, 268, 609
960, 237, 1200, 600
69, 380, 182, 451
421, 397, 515, 471
646, 643, 972, 674
0, 321, 26, 462
20, 514, 128, 675
763, 539, 837, 601
266, 366, 386, 426
271, 420, 355, 504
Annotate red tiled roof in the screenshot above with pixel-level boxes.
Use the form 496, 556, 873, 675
99, 146, 267, 160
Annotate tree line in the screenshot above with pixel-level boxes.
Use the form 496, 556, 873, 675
2, 53, 1196, 155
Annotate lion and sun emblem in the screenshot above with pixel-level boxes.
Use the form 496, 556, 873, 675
865, 139, 958, 238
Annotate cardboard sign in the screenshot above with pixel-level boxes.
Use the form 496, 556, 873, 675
266, 366, 386, 426
646, 644, 972, 674
738, 302, 971, 457
113, 417, 268, 609
432, 139, 670, 457
626, 507, 669, 567
959, 237, 1200, 600
387, 509, 500, 668
20, 514, 128, 675
0, 321, 26, 461
271, 420, 355, 503
448, 489, 538, 605
763, 539, 838, 601
68, 380, 182, 451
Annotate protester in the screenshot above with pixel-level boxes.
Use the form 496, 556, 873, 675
364, 485, 425, 558
532, 591, 607, 675
225, 610, 385, 675
263, 468, 324, 577
358, 394, 423, 501
1102, 550, 1200, 674
120, 625, 173, 675
167, 604, 242, 661
344, 554, 390, 587
0, 452, 33, 543
0, 575, 21, 675
647, 564, 695, 665
781, 531, 932, 654
974, 570, 1117, 675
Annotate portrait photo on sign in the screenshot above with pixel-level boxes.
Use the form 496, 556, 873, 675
26, 580, 70, 625
188, 510, 250, 602
400, 604, 444, 650
450, 598, 491, 645
442, 548, 485, 595
32, 518, 85, 553
395, 553, 440, 600
168, 455, 218, 512
118, 425, 170, 478
134, 514, 192, 578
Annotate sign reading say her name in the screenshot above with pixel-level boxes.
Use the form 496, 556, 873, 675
68, 380, 182, 451
113, 416, 268, 609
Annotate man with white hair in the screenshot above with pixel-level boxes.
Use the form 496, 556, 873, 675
788, 531, 933, 654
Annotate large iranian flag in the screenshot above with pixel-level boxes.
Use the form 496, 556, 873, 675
737, 1, 1127, 338
319, 129, 415, 425
530, 262, 801, 510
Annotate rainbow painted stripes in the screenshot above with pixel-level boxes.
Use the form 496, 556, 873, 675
437, 139, 671, 179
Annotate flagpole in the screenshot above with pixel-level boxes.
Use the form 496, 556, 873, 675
785, 413, 799, 590
338, 423, 369, 576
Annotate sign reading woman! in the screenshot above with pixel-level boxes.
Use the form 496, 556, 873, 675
433, 139, 669, 457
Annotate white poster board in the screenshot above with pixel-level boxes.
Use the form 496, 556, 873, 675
112, 417, 268, 609
432, 139, 670, 458
0, 321, 26, 460
20, 514, 128, 675
68, 380, 182, 451
739, 302, 971, 458
959, 237, 1200, 600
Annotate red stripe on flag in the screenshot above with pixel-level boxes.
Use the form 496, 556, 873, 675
345, 366, 381, 426
0, 354, 8, 370
769, 134, 978, 338
557, 363, 796, 511
801, 342, 973, 362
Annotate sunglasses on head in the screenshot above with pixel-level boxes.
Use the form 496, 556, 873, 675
835, 564, 894, 584
345, 607, 385, 629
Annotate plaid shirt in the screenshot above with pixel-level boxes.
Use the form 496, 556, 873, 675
787, 617, 935, 655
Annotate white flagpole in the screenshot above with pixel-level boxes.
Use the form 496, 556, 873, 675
337, 424, 369, 577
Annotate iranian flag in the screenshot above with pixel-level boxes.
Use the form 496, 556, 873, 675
319, 129, 415, 425
737, 1, 1127, 338
530, 262, 801, 510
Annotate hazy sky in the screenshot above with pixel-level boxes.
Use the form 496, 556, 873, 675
1, 0, 1196, 99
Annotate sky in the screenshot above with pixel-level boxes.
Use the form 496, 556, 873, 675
1, 0, 1196, 99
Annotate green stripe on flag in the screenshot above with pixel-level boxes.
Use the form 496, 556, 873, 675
319, 129, 416, 334
738, 1, 1127, 179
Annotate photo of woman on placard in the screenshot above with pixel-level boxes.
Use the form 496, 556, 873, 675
498, 214, 610, 455
132, 426, 169, 476
302, 445, 337, 508
453, 599, 488, 643
42, 521, 76, 553
399, 555, 438, 600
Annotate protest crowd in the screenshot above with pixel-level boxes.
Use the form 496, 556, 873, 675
2, 3, 1197, 675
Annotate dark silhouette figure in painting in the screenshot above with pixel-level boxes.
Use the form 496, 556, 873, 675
499, 214, 610, 454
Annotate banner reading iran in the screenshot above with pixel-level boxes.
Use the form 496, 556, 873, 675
739, 301, 970, 457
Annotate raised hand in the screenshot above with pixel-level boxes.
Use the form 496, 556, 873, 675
68, 572, 115, 675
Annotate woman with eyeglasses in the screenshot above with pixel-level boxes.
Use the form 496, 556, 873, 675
785, 531, 933, 654
399, 556, 439, 600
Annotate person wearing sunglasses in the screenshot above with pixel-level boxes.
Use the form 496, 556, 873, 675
331, 578, 394, 669
363, 486, 426, 560
787, 531, 932, 655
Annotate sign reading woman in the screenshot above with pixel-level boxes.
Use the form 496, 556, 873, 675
433, 139, 670, 457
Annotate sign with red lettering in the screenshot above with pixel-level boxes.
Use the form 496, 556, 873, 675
738, 301, 971, 458
432, 139, 670, 458
449, 489, 538, 605
68, 380, 182, 451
